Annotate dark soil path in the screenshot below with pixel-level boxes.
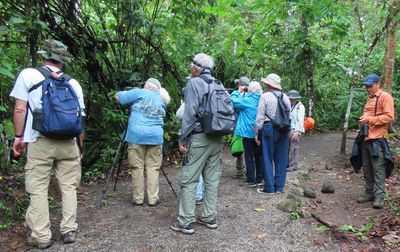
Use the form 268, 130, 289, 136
1, 132, 399, 251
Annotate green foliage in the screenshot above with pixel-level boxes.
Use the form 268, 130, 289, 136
338, 224, 356, 232
386, 192, 400, 215
315, 225, 330, 233
15, 193, 29, 219
0, 200, 13, 229
338, 222, 374, 239
290, 209, 301, 220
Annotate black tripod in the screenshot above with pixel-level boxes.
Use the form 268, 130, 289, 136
96, 119, 177, 210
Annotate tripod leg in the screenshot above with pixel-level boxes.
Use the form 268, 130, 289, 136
113, 142, 127, 191
160, 164, 178, 198
96, 128, 127, 209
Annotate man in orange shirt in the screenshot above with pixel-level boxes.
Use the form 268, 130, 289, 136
357, 74, 394, 209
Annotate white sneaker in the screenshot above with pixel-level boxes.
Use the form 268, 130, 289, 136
256, 188, 275, 196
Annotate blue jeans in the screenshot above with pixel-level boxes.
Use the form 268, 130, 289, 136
261, 122, 289, 193
242, 137, 263, 183
196, 175, 204, 200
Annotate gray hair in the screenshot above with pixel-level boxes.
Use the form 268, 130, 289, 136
159, 87, 171, 105
192, 53, 214, 71
248, 81, 263, 94
144, 82, 160, 90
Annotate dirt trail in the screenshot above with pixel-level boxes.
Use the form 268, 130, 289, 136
1, 132, 397, 251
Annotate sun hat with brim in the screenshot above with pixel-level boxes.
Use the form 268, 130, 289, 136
287, 90, 301, 99
37, 39, 72, 64
234, 76, 250, 86
261, 73, 282, 90
146, 78, 161, 88
364, 74, 380, 86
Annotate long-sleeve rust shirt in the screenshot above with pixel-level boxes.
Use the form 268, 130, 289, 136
363, 89, 395, 141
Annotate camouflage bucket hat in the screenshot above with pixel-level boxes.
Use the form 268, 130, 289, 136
37, 39, 72, 64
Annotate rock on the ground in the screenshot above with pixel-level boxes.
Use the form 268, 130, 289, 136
289, 186, 303, 196
325, 162, 332, 170
277, 199, 301, 213
321, 180, 335, 193
300, 209, 312, 219
287, 192, 303, 202
303, 186, 317, 198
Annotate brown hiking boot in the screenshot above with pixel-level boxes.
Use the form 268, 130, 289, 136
62, 231, 77, 244
27, 237, 52, 249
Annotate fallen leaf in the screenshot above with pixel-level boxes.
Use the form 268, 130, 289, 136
9, 240, 18, 248
257, 233, 268, 239
254, 208, 266, 212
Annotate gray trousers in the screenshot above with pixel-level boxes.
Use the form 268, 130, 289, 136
288, 132, 300, 170
361, 140, 386, 199
178, 133, 223, 227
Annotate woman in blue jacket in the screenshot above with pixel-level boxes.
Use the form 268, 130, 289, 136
115, 78, 169, 206
230, 81, 264, 187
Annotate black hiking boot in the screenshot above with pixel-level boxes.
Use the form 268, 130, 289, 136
170, 222, 195, 235
357, 193, 374, 203
196, 218, 217, 229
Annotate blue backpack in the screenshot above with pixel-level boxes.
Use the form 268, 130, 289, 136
29, 67, 84, 139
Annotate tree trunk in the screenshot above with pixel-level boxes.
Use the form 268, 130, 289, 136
340, 80, 358, 154
381, 0, 399, 91
301, 15, 315, 117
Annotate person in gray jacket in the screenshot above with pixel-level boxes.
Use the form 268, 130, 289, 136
170, 53, 223, 234
287, 90, 305, 172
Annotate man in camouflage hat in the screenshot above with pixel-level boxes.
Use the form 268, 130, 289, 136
10, 39, 84, 249
36, 39, 72, 64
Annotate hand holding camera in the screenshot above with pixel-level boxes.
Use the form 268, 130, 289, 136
358, 115, 369, 124
238, 84, 248, 93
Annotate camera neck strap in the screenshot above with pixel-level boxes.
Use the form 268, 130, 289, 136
374, 94, 381, 116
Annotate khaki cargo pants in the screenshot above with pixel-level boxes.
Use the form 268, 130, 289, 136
25, 137, 81, 243
127, 144, 162, 205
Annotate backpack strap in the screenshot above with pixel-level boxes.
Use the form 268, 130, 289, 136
199, 75, 215, 109
265, 90, 284, 120
374, 94, 381, 116
199, 75, 212, 84
28, 67, 66, 93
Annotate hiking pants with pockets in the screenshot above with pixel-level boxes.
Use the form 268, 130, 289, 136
25, 137, 81, 243
128, 144, 162, 205
361, 140, 386, 199
178, 133, 223, 227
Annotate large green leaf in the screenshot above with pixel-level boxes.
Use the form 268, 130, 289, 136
0, 66, 15, 79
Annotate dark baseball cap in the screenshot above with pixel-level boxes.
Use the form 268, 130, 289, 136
363, 74, 380, 86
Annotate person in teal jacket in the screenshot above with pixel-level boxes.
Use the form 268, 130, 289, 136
231, 81, 264, 187
115, 78, 168, 207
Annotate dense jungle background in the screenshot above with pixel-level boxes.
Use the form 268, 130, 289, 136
0, 0, 399, 232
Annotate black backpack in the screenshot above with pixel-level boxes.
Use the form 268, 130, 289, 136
199, 75, 235, 136
266, 91, 291, 133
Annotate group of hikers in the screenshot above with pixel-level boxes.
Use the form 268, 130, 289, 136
10, 39, 395, 248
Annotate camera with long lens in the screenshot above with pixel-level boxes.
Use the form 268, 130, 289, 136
361, 124, 368, 136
